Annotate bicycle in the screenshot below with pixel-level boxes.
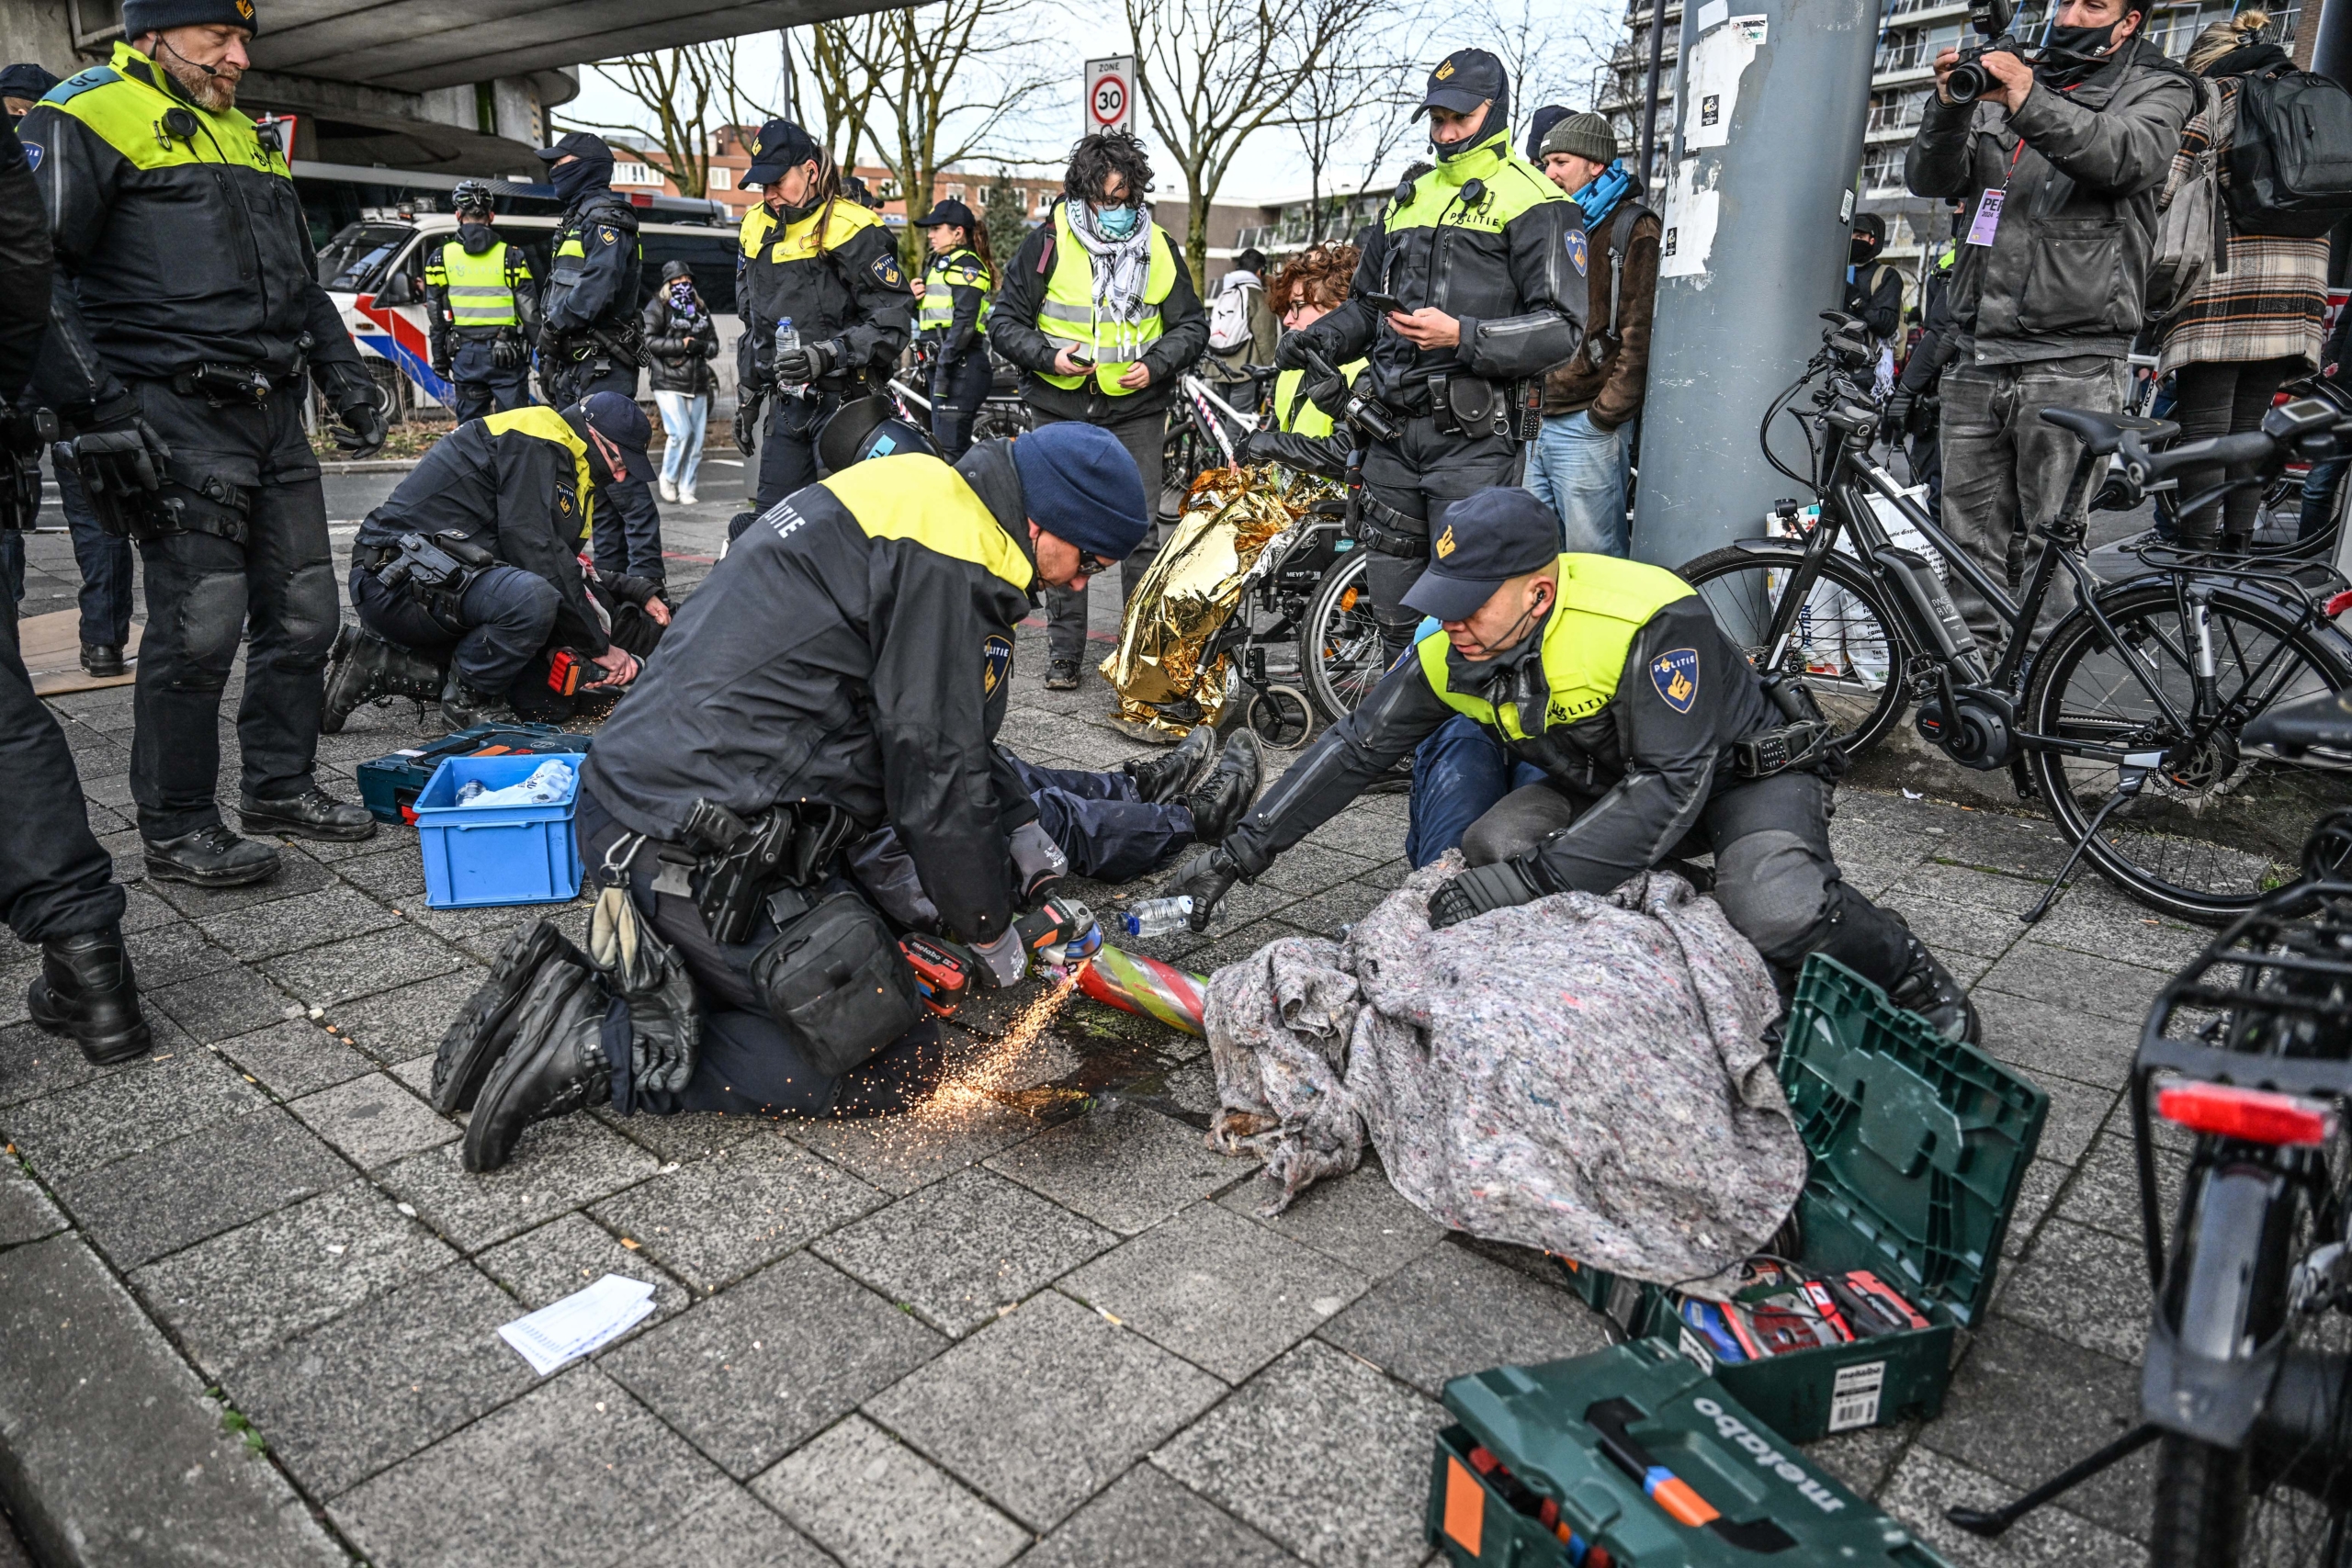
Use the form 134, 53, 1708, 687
1678, 313, 2352, 924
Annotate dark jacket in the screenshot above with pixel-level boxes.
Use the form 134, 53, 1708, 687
19, 43, 364, 416
1295, 127, 1586, 417
1541, 198, 1660, 429
0, 127, 51, 405
920, 247, 990, 372
1898, 255, 1960, 398
735, 197, 913, 397
542, 188, 642, 342
581, 442, 1041, 942
1904, 41, 2195, 365
642, 267, 718, 397
352, 415, 609, 655
1844, 260, 1905, 344
1222, 596, 1777, 896
988, 207, 1212, 424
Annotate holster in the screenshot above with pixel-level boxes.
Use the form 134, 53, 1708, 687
1429, 374, 1520, 440
170, 362, 277, 407
0, 409, 50, 532
692, 802, 861, 947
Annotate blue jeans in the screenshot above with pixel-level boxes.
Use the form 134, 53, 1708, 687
656, 390, 708, 494
1405, 715, 1547, 868
999, 750, 1195, 883
2305, 455, 2346, 543
57, 462, 134, 648
1523, 410, 1631, 556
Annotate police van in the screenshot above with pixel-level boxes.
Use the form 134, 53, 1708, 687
305, 164, 744, 418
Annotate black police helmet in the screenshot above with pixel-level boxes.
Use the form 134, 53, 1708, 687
451, 179, 496, 220
816, 396, 936, 477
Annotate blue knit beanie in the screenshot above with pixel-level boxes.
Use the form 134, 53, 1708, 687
121, 0, 258, 38
1011, 423, 1150, 562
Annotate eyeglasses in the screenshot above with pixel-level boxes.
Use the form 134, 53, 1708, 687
1077, 550, 1116, 575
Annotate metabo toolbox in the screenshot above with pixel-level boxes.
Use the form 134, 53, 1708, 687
357, 725, 594, 825
1428, 1339, 1953, 1567
1558, 955, 2046, 1441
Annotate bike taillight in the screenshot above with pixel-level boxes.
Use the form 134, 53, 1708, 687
2157, 1080, 2339, 1146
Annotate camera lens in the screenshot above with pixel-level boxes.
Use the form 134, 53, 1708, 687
1947, 58, 1992, 102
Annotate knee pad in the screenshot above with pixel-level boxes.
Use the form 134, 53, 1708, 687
1712, 828, 1837, 965
168, 570, 250, 687
278, 561, 341, 666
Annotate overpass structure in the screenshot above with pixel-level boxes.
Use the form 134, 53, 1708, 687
0, 0, 890, 174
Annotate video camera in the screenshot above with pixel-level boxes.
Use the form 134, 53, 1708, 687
1946, 0, 2023, 105
1299, 346, 1402, 445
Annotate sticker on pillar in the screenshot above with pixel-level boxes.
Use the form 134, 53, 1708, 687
1683, 9, 1766, 151
1702, 95, 1720, 129
1696, 0, 1729, 28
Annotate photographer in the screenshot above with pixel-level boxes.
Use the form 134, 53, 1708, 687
1904, 0, 2193, 651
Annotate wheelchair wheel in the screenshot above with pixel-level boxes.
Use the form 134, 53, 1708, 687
1247, 685, 1315, 750
1299, 549, 1381, 723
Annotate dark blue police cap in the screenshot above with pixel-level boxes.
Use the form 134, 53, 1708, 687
1401, 488, 1561, 623
913, 197, 978, 231
744, 119, 820, 188
1416, 49, 1506, 118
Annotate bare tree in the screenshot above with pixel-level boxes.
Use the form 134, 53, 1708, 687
1126, 0, 1359, 284
1478, 0, 1622, 138
561, 39, 769, 198
791, 23, 879, 175
1291, 27, 1425, 246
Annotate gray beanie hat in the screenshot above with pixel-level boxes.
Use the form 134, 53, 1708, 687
1539, 111, 1616, 165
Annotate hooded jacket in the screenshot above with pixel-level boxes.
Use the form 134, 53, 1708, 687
642, 262, 718, 396
581, 441, 1041, 942
1904, 38, 2194, 364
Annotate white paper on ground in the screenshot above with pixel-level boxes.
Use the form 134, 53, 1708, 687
498, 1274, 657, 1375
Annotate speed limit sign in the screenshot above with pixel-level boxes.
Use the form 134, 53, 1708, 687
1085, 56, 1135, 136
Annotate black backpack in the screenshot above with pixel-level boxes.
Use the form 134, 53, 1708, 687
2224, 54, 2352, 237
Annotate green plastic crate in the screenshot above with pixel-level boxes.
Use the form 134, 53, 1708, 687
1427, 1339, 1954, 1567
1645, 954, 2049, 1440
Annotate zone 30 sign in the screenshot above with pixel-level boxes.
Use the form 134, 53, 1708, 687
1086, 56, 1135, 136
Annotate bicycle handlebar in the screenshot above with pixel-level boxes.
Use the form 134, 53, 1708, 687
2117, 427, 2281, 487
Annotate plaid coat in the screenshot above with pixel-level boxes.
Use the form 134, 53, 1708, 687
2158, 78, 2329, 376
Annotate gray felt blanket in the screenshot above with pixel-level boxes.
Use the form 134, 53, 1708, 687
1203, 858, 1804, 1293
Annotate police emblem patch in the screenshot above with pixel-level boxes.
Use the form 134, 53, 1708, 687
1650, 648, 1701, 713
1566, 229, 1589, 277
1436, 60, 1455, 78
18, 143, 37, 173
599, 228, 617, 245
1435, 525, 1456, 558
874, 256, 902, 286
981, 633, 1013, 696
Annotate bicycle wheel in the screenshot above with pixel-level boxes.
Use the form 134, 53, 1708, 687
1676, 543, 1910, 760
2026, 582, 2352, 923
1299, 548, 1381, 722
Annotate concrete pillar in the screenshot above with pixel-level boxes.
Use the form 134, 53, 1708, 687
1630, 0, 1880, 570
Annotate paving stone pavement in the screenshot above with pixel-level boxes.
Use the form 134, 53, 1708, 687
0, 503, 2199, 1564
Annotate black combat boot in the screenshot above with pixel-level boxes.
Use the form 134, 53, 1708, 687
240, 784, 377, 842
440, 668, 516, 731
432, 920, 592, 1112
28, 928, 151, 1065
143, 823, 280, 888
1123, 724, 1216, 805
1181, 729, 1261, 845
1044, 657, 1080, 692
79, 643, 126, 679
1886, 934, 1981, 1043
322, 626, 446, 734
463, 963, 612, 1173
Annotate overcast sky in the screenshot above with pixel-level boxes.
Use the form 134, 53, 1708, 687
560, 0, 1623, 202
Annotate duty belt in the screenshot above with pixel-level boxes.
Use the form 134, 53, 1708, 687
170, 362, 288, 407
1353, 491, 1431, 559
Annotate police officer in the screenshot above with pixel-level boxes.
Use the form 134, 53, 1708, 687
1275, 50, 1586, 668
910, 197, 996, 460
322, 390, 665, 733
434, 423, 1152, 1166
23, 2, 386, 889
729, 119, 914, 511
990, 131, 1211, 691
535, 131, 664, 590
425, 179, 536, 422
1163, 488, 1979, 1041
0, 86, 150, 1066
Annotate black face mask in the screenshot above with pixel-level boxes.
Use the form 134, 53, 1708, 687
548, 156, 610, 206
2040, 20, 2131, 80
458, 222, 498, 255
1850, 235, 1883, 265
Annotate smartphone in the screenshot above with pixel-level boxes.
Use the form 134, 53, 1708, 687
1361, 290, 1409, 316
1067, 347, 1096, 367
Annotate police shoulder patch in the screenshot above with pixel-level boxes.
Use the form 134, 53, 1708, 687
981, 632, 1013, 696
1566, 228, 1589, 277
18, 142, 38, 174
1650, 648, 1701, 714
873, 254, 903, 287
598, 226, 618, 245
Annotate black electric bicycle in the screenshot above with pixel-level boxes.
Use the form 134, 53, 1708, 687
1679, 315, 2352, 924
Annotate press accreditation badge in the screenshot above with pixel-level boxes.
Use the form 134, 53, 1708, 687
1965, 189, 2005, 246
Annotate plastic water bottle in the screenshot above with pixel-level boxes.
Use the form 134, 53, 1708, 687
456, 780, 486, 805
775, 317, 805, 400
1119, 897, 1194, 939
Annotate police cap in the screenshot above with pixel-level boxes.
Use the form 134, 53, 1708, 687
1416, 49, 1505, 119
743, 119, 820, 188
912, 197, 978, 231
1401, 488, 1560, 623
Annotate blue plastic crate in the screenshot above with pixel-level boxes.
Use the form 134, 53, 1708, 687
413, 753, 584, 909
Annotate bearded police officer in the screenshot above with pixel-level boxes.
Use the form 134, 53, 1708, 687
425, 179, 536, 421
23, 0, 387, 889
1165, 488, 1979, 1041
536, 131, 665, 592
731, 119, 914, 511
911, 197, 996, 460
322, 392, 665, 733
1276, 50, 1586, 667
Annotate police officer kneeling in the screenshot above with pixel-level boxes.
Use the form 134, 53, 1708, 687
1165, 489, 1978, 1040
435, 422, 1152, 1168
325, 392, 659, 732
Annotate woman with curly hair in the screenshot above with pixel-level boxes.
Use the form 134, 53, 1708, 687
1241, 243, 1369, 479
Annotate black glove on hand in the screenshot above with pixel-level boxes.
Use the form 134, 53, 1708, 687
1882, 389, 1913, 429
431, 348, 452, 378
1273, 332, 1316, 372
774, 340, 836, 388
1240, 429, 1281, 466
1163, 846, 1242, 933
491, 336, 524, 372
731, 394, 761, 457
332, 387, 390, 459
1427, 859, 1543, 930
1304, 373, 1349, 420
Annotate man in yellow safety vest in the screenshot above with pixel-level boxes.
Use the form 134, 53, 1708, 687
424, 179, 537, 421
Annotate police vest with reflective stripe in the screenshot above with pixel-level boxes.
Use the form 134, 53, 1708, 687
1273, 360, 1366, 440
817, 454, 1034, 592
481, 405, 595, 543
1035, 204, 1179, 397
917, 248, 993, 334
427, 239, 523, 329
1415, 553, 1693, 739
43, 42, 288, 181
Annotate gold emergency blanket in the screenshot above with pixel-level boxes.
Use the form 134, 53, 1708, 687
1099, 465, 1304, 739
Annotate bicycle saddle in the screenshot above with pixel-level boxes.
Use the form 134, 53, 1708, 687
2243, 686, 2352, 755
2038, 407, 2179, 456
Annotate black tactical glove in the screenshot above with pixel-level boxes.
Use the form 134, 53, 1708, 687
774, 340, 836, 389
1882, 389, 1913, 429
60, 407, 175, 536
491, 336, 524, 372
537, 325, 566, 367
331, 386, 390, 459
1427, 859, 1543, 931
1162, 846, 1242, 933
1240, 429, 1281, 466
1273, 332, 1316, 372
1304, 373, 1350, 421
731, 391, 763, 457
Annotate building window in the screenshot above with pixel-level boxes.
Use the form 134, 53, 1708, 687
1861, 144, 1906, 192
613, 161, 658, 187
708, 166, 731, 190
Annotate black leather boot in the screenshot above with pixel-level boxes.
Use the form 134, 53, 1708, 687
463, 963, 611, 1173
431, 920, 588, 1112
28, 928, 151, 1064
1123, 723, 1216, 806
322, 626, 445, 735
440, 669, 515, 731
240, 784, 377, 842
79, 643, 126, 679
1043, 658, 1080, 692
1181, 729, 1261, 845
143, 823, 280, 887
1887, 935, 1981, 1043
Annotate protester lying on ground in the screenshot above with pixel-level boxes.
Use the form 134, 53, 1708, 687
322, 392, 669, 734
434, 423, 1155, 1169
1240, 244, 1365, 481
1162, 486, 1980, 1041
